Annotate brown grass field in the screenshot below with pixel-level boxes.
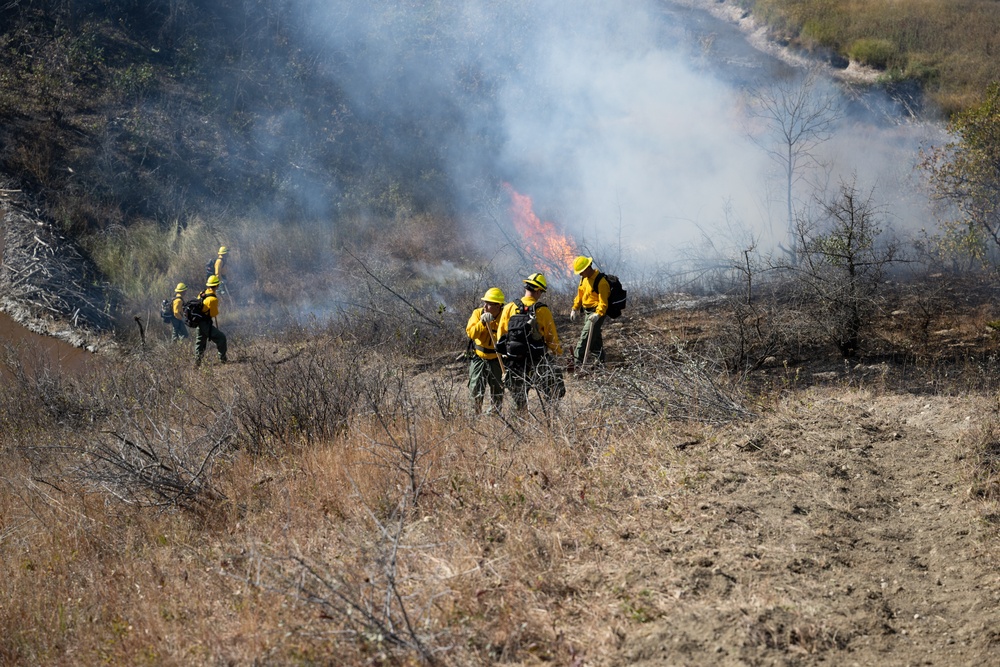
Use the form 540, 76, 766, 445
4, 275, 1000, 666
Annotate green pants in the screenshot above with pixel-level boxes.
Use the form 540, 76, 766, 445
504, 354, 565, 412
468, 355, 503, 413
171, 317, 188, 341
195, 320, 227, 365
574, 314, 605, 364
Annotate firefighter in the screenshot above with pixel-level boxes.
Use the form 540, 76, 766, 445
570, 256, 610, 367
209, 245, 228, 295
466, 287, 506, 414
195, 274, 227, 366
496, 272, 565, 411
170, 282, 189, 341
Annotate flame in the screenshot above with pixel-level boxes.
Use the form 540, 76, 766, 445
504, 183, 577, 280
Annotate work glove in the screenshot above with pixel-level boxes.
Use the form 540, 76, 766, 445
480, 311, 495, 323
570, 309, 579, 322
588, 312, 600, 323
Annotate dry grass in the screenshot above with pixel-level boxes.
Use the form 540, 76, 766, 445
744, 0, 1000, 114
6, 279, 1000, 664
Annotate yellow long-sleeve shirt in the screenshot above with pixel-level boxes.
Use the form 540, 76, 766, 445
466, 307, 501, 360
572, 271, 611, 317
172, 294, 185, 320
213, 256, 226, 279
498, 296, 563, 356
200, 288, 220, 318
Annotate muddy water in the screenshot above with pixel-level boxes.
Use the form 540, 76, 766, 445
0, 309, 93, 376
0, 209, 95, 377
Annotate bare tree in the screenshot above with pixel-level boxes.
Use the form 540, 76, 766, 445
744, 69, 843, 265
788, 178, 899, 357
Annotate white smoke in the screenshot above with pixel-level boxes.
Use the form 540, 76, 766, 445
295, 0, 942, 270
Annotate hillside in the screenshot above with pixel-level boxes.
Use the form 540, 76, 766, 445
0, 1, 499, 248
733, 0, 1000, 114
4, 293, 1000, 664
6, 2, 1000, 664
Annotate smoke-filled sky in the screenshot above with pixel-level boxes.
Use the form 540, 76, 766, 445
295, 0, 944, 270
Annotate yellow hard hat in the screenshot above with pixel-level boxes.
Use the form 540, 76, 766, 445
482, 287, 505, 304
206, 275, 221, 287
573, 256, 593, 274
523, 272, 547, 292
218, 246, 229, 255
175, 283, 188, 293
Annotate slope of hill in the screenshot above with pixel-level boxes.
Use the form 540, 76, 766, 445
3, 297, 1000, 664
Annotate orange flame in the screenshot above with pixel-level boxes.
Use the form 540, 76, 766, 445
504, 183, 577, 280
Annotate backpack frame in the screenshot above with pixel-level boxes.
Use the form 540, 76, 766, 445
160, 298, 174, 323
206, 255, 223, 277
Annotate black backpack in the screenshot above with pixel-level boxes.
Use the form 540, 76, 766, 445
205, 257, 219, 278
160, 298, 174, 323
596, 272, 627, 319
499, 299, 548, 361
183, 298, 209, 327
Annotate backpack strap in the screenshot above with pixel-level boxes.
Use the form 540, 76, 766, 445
515, 297, 547, 314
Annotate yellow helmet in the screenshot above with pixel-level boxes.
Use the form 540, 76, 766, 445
523, 272, 547, 292
573, 256, 593, 274
482, 287, 505, 304
218, 246, 229, 255
206, 275, 221, 287
175, 282, 188, 292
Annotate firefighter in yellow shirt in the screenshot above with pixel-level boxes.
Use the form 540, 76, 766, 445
208, 245, 229, 295
570, 256, 610, 366
195, 275, 228, 366
496, 272, 565, 411
170, 283, 189, 341
466, 287, 506, 414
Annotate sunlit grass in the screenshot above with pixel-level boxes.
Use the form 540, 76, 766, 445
743, 0, 1000, 114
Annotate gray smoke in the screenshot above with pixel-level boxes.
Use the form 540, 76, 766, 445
293, 0, 943, 269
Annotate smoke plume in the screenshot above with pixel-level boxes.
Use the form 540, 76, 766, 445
286, 0, 940, 271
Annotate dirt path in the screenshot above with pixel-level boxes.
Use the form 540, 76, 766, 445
559, 389, 1000, 665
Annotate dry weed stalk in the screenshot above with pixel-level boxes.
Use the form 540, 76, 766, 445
234, 347, 381, 454
243, 411, 452, 662
966, 416, 1000, 511
596, 331, 755, 425
0, 344, 95, 435
358, 372, 451, 509
76, 397, 234, 512
286, 503, 442, 663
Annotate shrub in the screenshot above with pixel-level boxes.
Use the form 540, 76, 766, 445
847, 38, 898, 69
801, 19, 841, 49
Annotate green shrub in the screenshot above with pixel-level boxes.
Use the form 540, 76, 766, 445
847, 38, 898, 69
905, 52, 941, 85
801, 19, 840, 49
112, 63, 155, 99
